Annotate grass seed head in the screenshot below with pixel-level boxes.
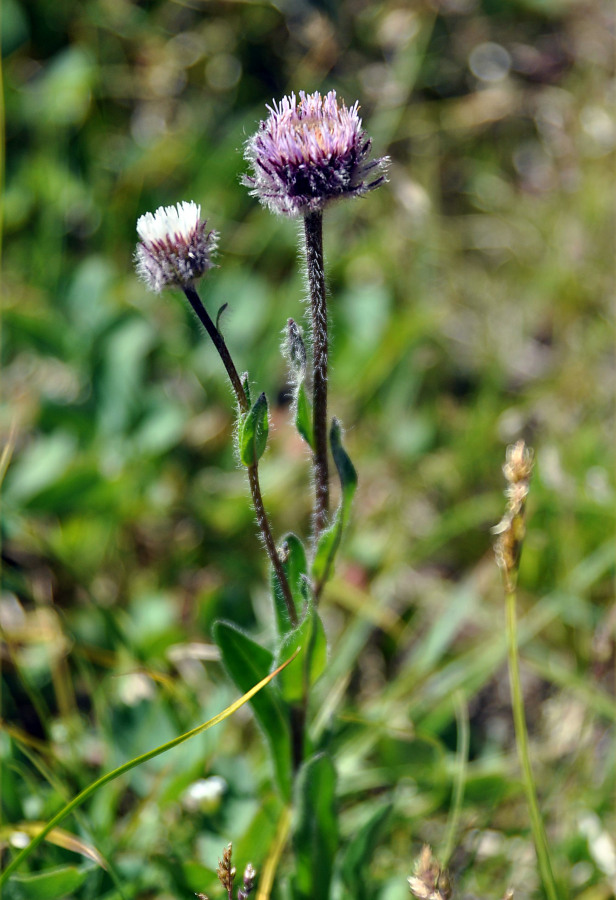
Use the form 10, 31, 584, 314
408, 845, 453, 900
493, 440, 534, 592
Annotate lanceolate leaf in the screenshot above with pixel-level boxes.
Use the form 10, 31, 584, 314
340, 802, 392, 900
0, 654, 296, 887
276, 601, 327, 704
216, 302, 228, 332
271, 533, 309, 635
241, 371, 252, 407
330, 417, 358, 509
295, 384, 313, 450
312, 419, 358, 589
8, 864, 89, 900
238, 392, 269, 466
292, 753, 338, 900
213, 621, 293, 801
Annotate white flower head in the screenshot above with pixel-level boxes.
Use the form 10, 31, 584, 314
135, 201, 218, 293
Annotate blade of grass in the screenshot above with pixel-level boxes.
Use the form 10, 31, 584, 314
441, 689, 469, 866
6, 735, 128, 900
0, 652, 298, 886
0, 823, 107, 869
255, 805, 292, 900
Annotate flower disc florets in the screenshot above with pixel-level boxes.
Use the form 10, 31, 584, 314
243, 90, 388, 217
135, 201, 218, 293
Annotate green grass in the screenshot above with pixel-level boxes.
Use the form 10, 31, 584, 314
2, 0, 614, 897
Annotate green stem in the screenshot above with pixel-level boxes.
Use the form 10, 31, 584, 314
441, 689, 469, 866
506, 588, 560, 900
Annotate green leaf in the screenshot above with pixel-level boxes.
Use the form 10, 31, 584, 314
311, 526, 338, 587
330, 416, 358, 508
292, 753, 338, 900
285, 318, 307, 379
295, 384, 314, 449
276, 601, 327, 704
9, 865, 89, 899
238, 392, 269, 466
212, 621, 292, 800
241, 371, 251, 407
340, 803, 392, 900
216, 302, 228, 331
271, 533, 309, 635
312, 419, 358, 588
3, 432, 77, 504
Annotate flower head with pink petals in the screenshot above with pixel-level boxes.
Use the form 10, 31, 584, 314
243, 90, 388, 217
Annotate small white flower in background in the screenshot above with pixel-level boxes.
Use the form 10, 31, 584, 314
135, 201, 218, 293
182, 775, 227, 812
117, 672, 155, 706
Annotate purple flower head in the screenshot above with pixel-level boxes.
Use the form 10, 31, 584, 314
135, 201, 218, 293
243, 90, 389, 217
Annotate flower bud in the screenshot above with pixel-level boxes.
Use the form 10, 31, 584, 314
135, 201, 217, 293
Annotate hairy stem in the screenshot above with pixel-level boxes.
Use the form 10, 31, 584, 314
303, 211, 329, 541
183, 285, 297, 627
246, 466, 296, 628
506, 588, 559, 900
184, 286, 248, 410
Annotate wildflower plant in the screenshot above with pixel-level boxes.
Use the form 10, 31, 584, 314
132, 90, 388, 896
2, 88, 565, 900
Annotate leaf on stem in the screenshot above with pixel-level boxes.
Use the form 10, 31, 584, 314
271, 533, 309, 635
276, 598, 327, 704
284, 319, 313, 449
216, 302, 228, 332
238, 392, 269, 466
241, 372, 251, 407
295, 384, 314, 450
212, 621, 293, 801
312, 418, 358, 588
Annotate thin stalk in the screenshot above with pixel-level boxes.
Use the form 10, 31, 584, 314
441, 689, 469, 867
246, 466, 296, 628
183, 285, 297, 627
184, 285, 248, 411
303, 211, 329, 541
506, 588, 559, 900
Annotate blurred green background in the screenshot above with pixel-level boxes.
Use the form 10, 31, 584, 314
1, 0, 614, 897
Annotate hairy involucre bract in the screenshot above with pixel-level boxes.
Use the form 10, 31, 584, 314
243, 90, 389, 217
135, 201, 218, 293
